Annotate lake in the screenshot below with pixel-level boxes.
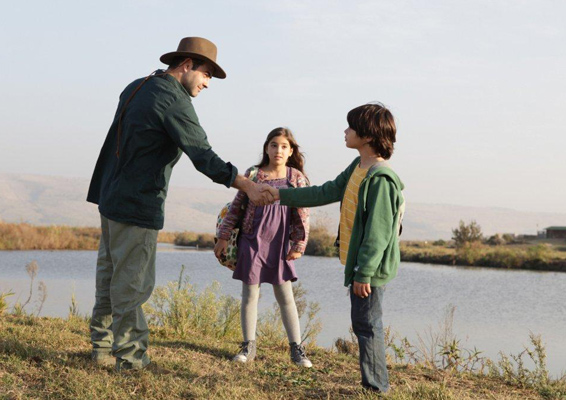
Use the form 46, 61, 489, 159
1, 247, 565, 377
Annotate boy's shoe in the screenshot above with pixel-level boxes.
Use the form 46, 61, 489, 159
290, 342, 312, 368
233, 340, 256, 363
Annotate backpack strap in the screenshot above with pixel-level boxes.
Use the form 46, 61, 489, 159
240, 166, 259, 212
248, 166, 259, 182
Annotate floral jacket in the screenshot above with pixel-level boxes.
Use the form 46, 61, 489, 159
217, 166, 310, 253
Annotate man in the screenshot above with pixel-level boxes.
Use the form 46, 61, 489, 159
86, 37, 270, 371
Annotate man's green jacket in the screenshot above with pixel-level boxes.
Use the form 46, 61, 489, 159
279, 157, 405, 287
87, 72, 237, 230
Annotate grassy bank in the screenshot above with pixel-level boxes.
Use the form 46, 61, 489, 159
2, 269, 565, 399
2, 316, 564, 400
401, 240, 566, 272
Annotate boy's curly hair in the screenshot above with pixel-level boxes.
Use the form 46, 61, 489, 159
347, 103, 396, 159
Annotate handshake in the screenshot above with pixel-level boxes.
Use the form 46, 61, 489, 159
247, 183, 280, 206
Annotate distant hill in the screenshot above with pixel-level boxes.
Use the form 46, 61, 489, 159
1, 173, 565, 240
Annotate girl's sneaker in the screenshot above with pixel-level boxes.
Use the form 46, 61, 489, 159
233, 340, 256, 363
290, 342, 312, 368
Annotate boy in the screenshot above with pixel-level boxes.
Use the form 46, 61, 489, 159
264, 103, 405, 392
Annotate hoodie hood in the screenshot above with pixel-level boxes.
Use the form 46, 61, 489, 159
361, 159, 405, 191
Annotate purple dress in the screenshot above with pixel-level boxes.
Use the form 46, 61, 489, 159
232, 176, 297, 285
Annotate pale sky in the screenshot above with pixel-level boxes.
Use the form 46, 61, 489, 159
1, 0, 565, 213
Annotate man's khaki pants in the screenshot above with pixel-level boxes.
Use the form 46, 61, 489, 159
90, 214, 158, 369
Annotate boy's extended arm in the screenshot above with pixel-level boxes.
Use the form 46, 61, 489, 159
278, 159, 358, 207
354, 177, 396, 283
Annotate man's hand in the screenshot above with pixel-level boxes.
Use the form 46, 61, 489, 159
214, 238, 228, 259
286, 250, 302, 261
353, 281, 371, 298
260, 185, 280, 201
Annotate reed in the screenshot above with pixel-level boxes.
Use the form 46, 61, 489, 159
0, 222, 100, 250
0, 222, 183, 250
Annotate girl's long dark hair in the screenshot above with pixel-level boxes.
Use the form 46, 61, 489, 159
256, 127, 306, 176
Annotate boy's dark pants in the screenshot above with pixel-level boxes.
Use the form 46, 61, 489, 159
350, 285, 389, 392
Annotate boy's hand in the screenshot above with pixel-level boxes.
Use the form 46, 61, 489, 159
286, 250, 302, 261
353, 281, 371, 298
214, 238, 228, 259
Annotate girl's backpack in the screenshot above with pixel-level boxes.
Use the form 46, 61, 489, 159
214, 167, 259, 270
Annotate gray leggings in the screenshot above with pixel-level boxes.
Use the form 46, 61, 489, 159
241, 281, 301, 344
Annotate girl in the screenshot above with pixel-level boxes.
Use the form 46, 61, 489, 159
214, 127, 312, 367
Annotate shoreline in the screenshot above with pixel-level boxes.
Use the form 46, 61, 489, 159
2, 222, 565, 272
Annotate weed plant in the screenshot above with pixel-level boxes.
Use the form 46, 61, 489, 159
335, 305, 566, 399
5, 261, 49, 317
0, 290, 14, 315
143, 265, 241, 340
144, 266, 322, 347
491, 333, 566, 398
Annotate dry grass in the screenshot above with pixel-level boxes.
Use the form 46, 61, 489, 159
1, 314, 558, 400
0, 222, 101, 250
0, 222, 180, 251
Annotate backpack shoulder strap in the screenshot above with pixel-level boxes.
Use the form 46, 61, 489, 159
248, 166, 259, 182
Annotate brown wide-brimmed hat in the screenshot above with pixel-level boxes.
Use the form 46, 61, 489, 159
160, 37, 226, 79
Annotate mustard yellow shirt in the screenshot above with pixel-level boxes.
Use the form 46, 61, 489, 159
339, 165, 368, 265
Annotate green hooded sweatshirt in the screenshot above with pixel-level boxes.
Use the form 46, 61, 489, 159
279, 157, 405, 287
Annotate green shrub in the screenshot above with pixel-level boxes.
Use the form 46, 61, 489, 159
173, 231, 197, 246
526, 244, 551, 264
455, 242, 483, 265
485, 248, 523, 269
144, 266, 321, 346
143, 266, 241, 340
195, 233, 215, 248
452, 220, 483, 248
174, 232, 215, 248
486, 234, 506, 246
305, 223, 338, 257
502, 233, 517, 244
